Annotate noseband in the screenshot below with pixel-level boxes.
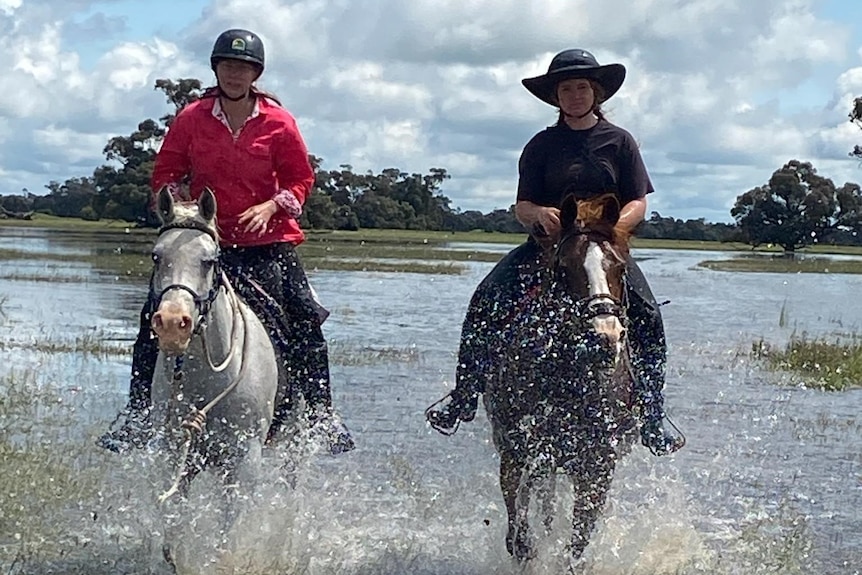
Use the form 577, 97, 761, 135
154, 222, 223, 332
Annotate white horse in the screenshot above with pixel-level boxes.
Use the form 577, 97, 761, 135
148, 187, 281, 569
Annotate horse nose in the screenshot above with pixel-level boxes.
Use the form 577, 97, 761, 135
151, 304, 194, 352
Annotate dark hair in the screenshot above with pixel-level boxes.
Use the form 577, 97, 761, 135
201, 85, 283, 107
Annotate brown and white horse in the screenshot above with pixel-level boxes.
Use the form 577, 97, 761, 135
484, 193, 638, 563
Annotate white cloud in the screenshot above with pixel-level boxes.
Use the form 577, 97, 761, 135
0, 0, 21, 16
1, 0, 862, 222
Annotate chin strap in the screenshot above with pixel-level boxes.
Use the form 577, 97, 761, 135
565, 108, 596, 120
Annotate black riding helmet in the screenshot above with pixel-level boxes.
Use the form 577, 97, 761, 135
210, 29, 265, 74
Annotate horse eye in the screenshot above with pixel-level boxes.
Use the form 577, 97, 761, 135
151, 252, 160, 263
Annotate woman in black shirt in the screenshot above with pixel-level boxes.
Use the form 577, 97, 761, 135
426, 49, 683, 455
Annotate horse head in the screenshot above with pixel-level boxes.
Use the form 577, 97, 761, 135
149, 187, 221, 355
550, 193, 629, 366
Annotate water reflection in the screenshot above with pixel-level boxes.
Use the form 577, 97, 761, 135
1, 229, 861, 573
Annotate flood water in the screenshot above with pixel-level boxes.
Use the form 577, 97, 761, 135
1, 226, 861, 574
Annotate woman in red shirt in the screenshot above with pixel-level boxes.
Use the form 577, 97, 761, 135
98, 29, 354, 455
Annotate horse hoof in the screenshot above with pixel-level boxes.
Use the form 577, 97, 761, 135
506, 533, 535, 562
162, 543, 176, 571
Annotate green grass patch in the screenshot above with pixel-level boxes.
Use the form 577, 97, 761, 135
298, 241, 503, 262
699, 255, 862, 274
305, 228, 523, 245
0, 213, 142, 231
307, 259, 465, 274
752, 334, 862, 390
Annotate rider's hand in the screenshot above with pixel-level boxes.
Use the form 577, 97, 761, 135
533, 207, 561, 240
239, 200, 279, 237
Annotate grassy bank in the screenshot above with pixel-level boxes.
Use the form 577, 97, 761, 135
700, 255, 862, 274
7, 215, 862, 277
752, 334, 862, 391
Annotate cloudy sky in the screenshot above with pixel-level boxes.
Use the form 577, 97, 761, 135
3, 0, 862, 223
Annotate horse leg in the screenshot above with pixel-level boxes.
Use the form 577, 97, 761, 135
220, 440, 264, 544
160, 464, 200, 572
537, 471, 557, 535
500, 450, 534, 562
567, 449, 616, 560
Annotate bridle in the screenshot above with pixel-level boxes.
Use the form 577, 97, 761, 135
154, 221, 223, 334
549, 226, 627, 327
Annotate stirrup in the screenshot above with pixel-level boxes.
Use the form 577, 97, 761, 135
425, 390, 476, 436
641, 415, 685, 456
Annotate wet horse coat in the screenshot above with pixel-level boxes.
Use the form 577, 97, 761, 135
148, 188, 280, 510
484, 193, 637, 562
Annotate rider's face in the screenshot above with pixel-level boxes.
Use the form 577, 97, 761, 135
216, 59, 260, 98
556, 78, 596, 117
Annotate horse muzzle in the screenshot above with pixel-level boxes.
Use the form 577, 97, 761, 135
579, 317, 625, 367
151, 302, 195, 354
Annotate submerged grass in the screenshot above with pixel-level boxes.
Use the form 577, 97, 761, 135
752, 333, 862, 391
0, 330, 130, 357
329, 342, 422, 366
0, 369, 102, 549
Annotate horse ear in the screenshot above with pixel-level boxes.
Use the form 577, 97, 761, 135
600, 194, 621, 225
559, 194, 578, 231
199, 188, 217, 222
157, 186, 175, 223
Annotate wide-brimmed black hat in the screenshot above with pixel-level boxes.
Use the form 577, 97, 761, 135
522, 49, 626, 106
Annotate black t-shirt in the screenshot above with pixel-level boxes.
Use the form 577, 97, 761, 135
516, 120, 654, 208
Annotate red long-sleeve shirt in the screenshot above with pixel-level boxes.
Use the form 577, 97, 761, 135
151, 95, 314, 247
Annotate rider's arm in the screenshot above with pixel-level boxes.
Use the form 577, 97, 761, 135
617, 196, 646, 235
616, 131, 653, 235
271, 110, 315, 218
516, 133, 562, 237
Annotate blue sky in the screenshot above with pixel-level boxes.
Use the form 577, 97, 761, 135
4, 0, 862, 223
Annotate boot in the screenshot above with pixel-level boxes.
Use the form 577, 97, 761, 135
96, 402, 153, 454
638, 390, 684, 456
287, 335, 355, 455
307, 403, 355, 454
426, 288, 498, 436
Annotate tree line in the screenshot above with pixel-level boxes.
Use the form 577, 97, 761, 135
3, 78, 862, 252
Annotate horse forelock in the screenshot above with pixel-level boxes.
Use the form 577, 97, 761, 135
167, 202, 219, 242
